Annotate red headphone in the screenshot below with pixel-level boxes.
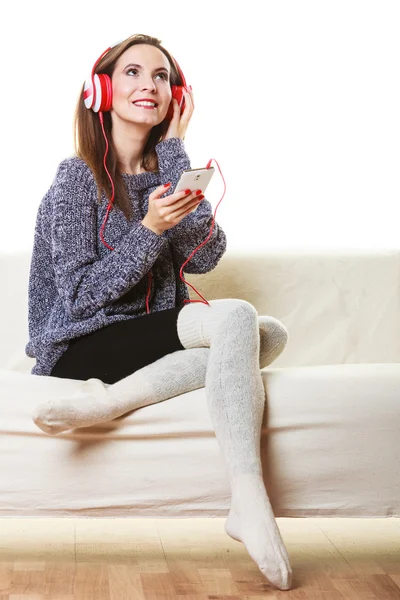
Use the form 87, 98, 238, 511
83, 38, 222, 313
83, 41, 187, 122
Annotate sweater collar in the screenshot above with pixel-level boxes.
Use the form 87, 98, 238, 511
121, 170, 160, 191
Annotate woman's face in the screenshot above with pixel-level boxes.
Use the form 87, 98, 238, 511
111, 44, 172, 127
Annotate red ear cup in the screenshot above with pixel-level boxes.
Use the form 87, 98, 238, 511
165, 84, 186, 123
84, 73, 113, 113
97, 73, 113, 111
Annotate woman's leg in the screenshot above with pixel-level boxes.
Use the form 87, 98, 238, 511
176, 299, 292, 591
32, 298, 291, 587
32, 314, 288, 435
33, 347, 209, 434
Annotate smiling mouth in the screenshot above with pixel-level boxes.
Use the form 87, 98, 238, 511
132, 102, 158, 109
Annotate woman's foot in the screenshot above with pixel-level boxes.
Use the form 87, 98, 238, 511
224, 473, 293, 590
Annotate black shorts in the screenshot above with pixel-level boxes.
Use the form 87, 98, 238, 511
50, 306, 186, 384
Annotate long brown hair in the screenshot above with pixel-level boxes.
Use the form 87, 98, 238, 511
73, 33, 183, 221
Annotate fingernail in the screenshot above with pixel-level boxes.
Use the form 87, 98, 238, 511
198, 195, 205, 201
164, 183, 171, 188
184, 189, 191, 194
196, 189, 202, 195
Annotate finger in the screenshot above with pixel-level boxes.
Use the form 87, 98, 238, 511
185, 196, 204, 216
150, 184, 182, 206
170, 196, 202, 220
159, 188, 191, 207
186, 87, 195, 110
181, 194, 203, 213
183, 89, 193, 113
157, 190, 189, 207
184, 87, 194, 109
178, 90, 191, 121
149, 182, 171, 198
150, 183, 173, 200
171, 98, 181, 121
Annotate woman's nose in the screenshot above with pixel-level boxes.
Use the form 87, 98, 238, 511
141, 78, 156, 92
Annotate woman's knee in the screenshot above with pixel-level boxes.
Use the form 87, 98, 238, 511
177, 298, 259, 349
208, 298, 258, 326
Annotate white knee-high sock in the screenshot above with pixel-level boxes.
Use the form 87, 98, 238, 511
258, 315, 288, 368
32, 315, 288, 436
176, 299, 292, 591
32, 348, 209, 435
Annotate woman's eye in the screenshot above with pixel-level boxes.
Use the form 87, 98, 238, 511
127, 68, 168, 81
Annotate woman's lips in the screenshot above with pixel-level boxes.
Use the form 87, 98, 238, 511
132, 103, 158, 110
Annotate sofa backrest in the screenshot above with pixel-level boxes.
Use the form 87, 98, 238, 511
1, 249, 400, 373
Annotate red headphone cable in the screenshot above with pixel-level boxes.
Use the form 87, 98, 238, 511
97, 111, 225, 313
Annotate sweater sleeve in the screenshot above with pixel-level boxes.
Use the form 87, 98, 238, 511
50, 157, 167, 320
155, 137, 228, 274
166, 197, 227, 274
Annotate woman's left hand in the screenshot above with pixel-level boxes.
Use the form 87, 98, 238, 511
163, 86, 194, 141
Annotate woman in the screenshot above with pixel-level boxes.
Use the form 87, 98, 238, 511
28, 33, 293, 590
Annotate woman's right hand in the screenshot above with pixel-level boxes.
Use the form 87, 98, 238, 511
141, 184, 204, 235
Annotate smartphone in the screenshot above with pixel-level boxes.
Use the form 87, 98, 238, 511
173, 167, 215, 195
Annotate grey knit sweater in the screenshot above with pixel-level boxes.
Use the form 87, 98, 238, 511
25, 137, 227, 377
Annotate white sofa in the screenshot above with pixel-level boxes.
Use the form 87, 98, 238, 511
1, 249, 399, 518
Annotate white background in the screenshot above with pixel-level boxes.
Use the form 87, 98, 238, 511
1, 0, 399, 254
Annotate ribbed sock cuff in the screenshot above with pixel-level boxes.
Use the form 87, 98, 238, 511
177, 305, 205, 349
